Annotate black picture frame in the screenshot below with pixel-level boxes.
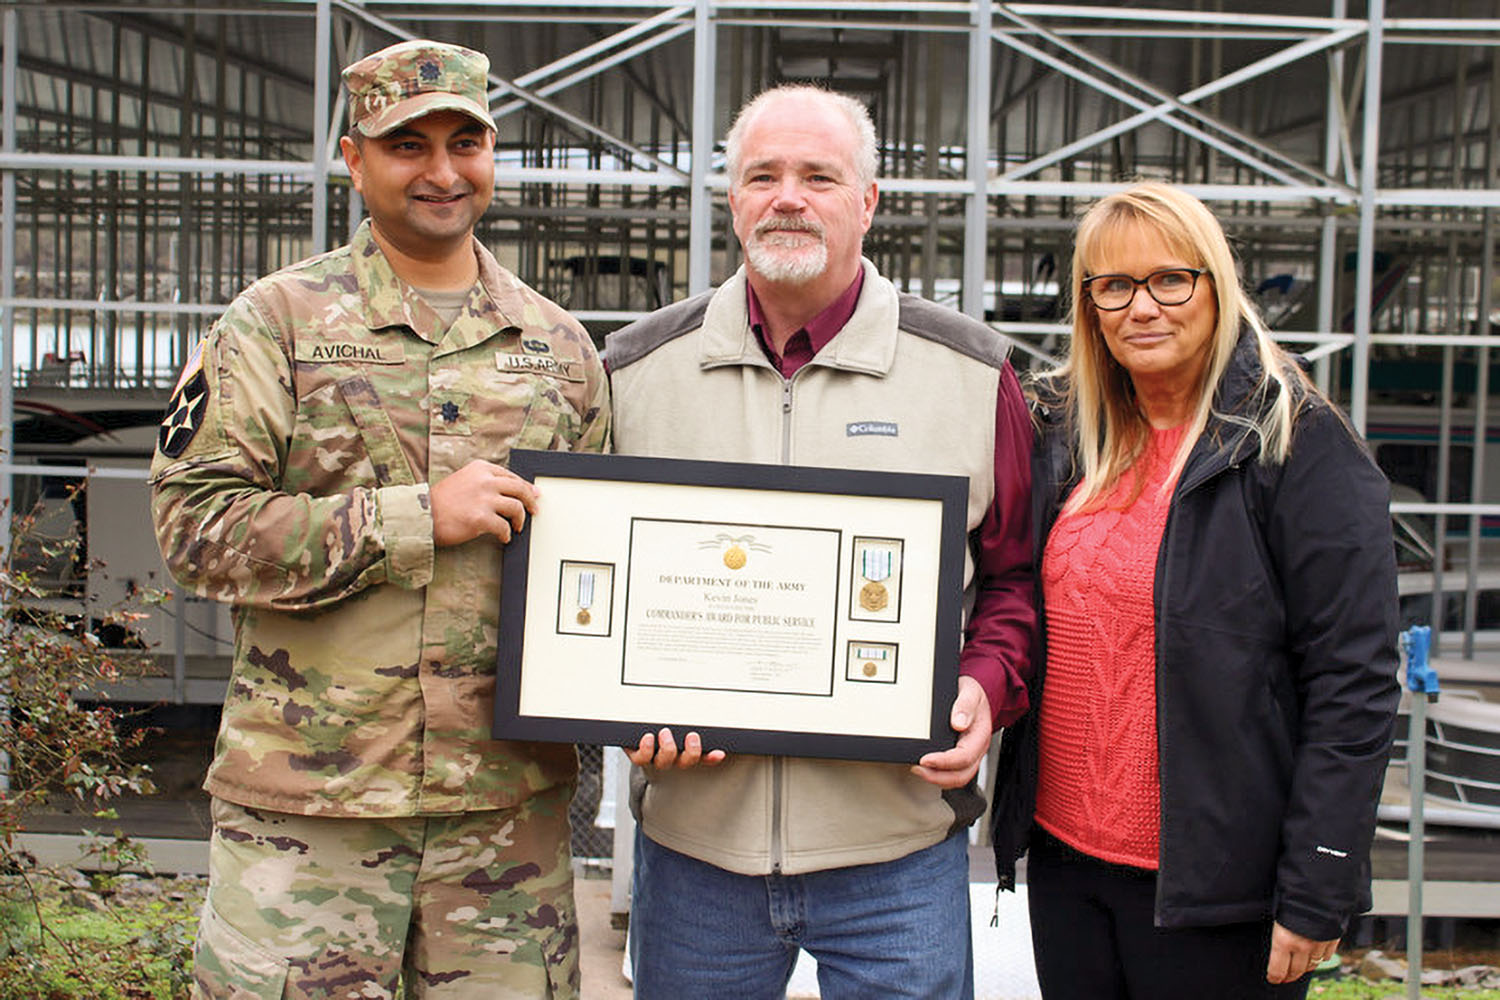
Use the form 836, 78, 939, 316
495, 449, 968, 763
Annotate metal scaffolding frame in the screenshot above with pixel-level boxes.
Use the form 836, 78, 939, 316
0, 0, 1499, 683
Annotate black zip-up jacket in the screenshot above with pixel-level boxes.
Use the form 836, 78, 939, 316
990, 330, 1400, 940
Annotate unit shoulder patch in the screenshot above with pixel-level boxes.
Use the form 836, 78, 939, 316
158, 369, 209, 458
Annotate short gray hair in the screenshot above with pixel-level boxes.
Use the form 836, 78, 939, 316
724, 85, 878, 188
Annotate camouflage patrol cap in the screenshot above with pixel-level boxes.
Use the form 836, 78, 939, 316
343, 39, 495, 137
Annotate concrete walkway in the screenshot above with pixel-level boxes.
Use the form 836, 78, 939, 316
577, 873, 634, 999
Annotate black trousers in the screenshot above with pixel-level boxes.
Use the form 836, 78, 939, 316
1026, 828, 1312, 1000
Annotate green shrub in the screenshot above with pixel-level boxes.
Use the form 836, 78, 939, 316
0, 488, 165, 995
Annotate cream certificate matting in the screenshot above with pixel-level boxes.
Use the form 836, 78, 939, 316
495, 450, 968, 762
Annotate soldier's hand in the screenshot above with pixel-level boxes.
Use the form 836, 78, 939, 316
430, 460, 539, 546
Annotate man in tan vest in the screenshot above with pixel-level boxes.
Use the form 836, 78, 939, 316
606, 85, 1034, 998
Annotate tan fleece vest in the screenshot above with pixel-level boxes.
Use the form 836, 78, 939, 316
608, 262, 1007, 874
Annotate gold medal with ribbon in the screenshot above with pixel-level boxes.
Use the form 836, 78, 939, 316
859, 548, 892, 612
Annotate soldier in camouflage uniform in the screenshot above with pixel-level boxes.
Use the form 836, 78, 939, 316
149, 39, 609, 1000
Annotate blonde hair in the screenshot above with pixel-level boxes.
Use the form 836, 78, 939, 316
1037, 181, 1308, 512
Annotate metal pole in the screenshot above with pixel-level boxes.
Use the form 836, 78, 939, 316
1401, 626, 1437, 1000
0, 6, 17, 797
962, 0, 992, 320
1, 5, 15, 510
312, 0, 332, 253
921, 34, 940, 303
687, 0, 714, 296
175, 15, 197, 373
1406, 687, 1426, 1000
1350, 0, 1384, 436
344, 20, 365, 246
1313, 226, 1336, 393
1430, 55, 1467, 658
1463, 54, 1498, 658
1314, 0, 1348, 394
173, 588, 187, 705
1433, 345, 1453, 652
608, 745, 635, 918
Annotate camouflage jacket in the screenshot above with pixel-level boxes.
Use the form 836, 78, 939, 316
149, 221, 610, 817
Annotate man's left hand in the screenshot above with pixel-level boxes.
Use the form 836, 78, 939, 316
911, 676, 991, 788
626, 729, 727, 770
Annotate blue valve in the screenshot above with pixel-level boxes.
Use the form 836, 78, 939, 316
1401, 625, 1439, 697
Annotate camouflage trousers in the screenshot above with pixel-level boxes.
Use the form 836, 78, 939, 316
191, 785, 578, 1000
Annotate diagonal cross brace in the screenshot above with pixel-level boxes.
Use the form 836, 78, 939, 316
489, 5, 692, 118
331, 0, 687, 181
492, 23, 695, 125
992, 4, 1358, 196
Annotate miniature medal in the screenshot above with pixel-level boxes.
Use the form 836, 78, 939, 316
723, 545, 747, 570
576, 571, 595, 625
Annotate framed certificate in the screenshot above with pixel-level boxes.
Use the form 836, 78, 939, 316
494, 449, 969, 763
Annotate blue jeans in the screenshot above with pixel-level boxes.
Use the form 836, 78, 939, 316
630, 828, 974, 999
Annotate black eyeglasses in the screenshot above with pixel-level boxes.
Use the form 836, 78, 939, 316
1081, 268, 1211, 311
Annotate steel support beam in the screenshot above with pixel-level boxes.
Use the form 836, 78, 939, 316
313, 0, 331, 253
687, 0, 715, 296
1314, 0, 1347, 394
1463, 54, 1500, 659
962, 0, 992, 320
338, 15, 365, 244
1350, 1, 1382, 435
0, 5, 15, 797
1, 7, 15, 542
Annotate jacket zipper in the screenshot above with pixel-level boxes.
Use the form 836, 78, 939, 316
1152, 497, 1174, 921
780, 377, 794, 465
770, 373, 795, 873
771, 758, 784, 873
1152, 448, 1239, 920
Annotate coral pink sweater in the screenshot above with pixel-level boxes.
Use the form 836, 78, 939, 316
1034, 424, 1187, 869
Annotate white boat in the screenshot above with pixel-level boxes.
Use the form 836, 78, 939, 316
1392, 670, 1500, 817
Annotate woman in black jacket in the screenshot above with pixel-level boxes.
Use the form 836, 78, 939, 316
990, 182, 1399, 999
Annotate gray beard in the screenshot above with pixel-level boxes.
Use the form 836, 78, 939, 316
745, 232, 829, 284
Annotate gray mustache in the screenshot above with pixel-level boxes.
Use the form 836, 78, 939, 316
755, 216, 824, 237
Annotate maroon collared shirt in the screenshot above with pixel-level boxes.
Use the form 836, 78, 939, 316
748, 271, 864, 379
744, 275, 1034, 726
